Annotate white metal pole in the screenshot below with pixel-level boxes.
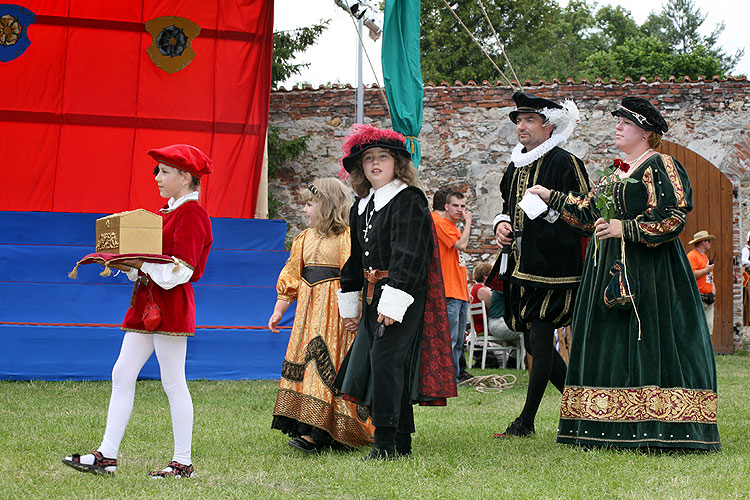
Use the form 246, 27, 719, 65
356, 16, 364, 124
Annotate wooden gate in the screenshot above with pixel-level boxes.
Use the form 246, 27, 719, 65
658, 140, 734, 353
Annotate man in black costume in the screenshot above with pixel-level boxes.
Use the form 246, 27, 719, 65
491, 91, 590, 437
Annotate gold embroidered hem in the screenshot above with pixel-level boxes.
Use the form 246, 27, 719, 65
273, 389, 373, 448
560, 385, 717, 423
121, 327, 193, 337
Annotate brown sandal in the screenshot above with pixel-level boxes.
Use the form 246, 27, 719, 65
149, 461, 194, 478
62, 450, 117, 475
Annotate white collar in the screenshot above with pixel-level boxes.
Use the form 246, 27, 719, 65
357, 180, 408, 214
161, 191, 200, 213
510, 133, 567, 167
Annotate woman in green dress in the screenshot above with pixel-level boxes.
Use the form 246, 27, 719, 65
528, 97, 720, 450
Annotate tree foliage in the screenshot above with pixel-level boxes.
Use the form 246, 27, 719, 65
419, 0, 743, 84
272, 21, 329, 88
268, 23, 328, 217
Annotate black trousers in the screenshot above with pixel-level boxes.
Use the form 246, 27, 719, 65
364, 289, 425, 431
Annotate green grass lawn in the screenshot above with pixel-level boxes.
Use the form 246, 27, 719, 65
2, 354, 749, 500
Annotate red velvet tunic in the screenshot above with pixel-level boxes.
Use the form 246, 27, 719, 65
122, 200, 212, 336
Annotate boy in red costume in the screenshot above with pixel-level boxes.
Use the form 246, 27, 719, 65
63, 144, 213, 478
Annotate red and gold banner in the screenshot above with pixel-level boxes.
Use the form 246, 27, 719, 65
0, 1, 273, 218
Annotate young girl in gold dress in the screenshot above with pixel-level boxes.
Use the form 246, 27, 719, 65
268, 177, 374, 452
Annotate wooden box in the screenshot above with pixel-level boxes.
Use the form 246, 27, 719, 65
95, 209, 162, 254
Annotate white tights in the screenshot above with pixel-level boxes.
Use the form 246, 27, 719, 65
98, 332, 193, 465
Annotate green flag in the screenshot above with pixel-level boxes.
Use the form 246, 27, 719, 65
382, 0, 423, 166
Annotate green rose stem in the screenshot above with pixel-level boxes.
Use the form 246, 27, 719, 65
592, 162, 638, 266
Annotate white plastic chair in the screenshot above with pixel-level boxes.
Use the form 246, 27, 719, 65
467, 301, 525, 373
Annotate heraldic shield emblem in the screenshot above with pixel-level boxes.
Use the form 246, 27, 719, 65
145, 16, 200, 73
0, 4, 35, 63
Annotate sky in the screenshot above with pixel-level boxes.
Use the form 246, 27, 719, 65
273, 0, 749, 89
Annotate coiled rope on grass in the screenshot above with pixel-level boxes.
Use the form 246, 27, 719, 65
458, 374, 517, 393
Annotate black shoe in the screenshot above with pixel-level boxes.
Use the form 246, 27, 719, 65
288, 437, 319, 454
395, 432, 412, 457
494, 417, 535, 438
457, 371, 473, 382
362, 446, 396, 461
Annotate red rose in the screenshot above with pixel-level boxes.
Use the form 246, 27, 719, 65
614, 158, 630, 173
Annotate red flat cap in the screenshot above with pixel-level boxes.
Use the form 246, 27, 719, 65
147, 144, 213, 178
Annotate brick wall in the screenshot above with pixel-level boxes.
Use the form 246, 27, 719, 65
269, 77, 750, 346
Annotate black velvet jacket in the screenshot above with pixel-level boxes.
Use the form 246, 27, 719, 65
340, 184, 433, 302
500, 146, 590, 289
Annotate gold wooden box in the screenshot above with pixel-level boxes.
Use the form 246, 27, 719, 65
95, 209, 162, 254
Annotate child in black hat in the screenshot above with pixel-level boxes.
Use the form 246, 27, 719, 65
336, 124, 456, 460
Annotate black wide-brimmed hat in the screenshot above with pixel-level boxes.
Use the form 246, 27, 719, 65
340, 124, 410, 173
509, 91, 563, 123
611, 97, 668, 134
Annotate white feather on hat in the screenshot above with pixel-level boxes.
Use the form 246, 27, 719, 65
541, 99, 580, 140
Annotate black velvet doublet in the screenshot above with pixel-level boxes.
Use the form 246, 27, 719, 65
340, 186, 433, 297
499, 146, 590, 330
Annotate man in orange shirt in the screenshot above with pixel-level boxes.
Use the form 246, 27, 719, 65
687, 230, 716, 335
432, 189, 473, 381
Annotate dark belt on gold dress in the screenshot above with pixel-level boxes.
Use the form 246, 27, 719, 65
301, 265, 341, 286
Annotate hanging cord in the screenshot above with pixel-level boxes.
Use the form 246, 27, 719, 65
621, 236, 643, 340
458, 373, 517, 393
475, 0, 521, 86
437, 0, 518, 90
345, 13, 392, 120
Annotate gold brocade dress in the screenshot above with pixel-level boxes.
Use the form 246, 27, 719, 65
271, 228, 374, 448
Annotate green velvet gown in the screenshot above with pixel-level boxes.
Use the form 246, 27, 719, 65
548, 153, 720, 450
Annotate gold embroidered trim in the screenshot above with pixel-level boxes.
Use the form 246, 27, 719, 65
570, 154, 589, 192
553, 289, 573, 324
661, 155, 687, 208
512, 269, 582, 285
174, 257, 194, 271
540, 289, 552, 317
121, 327, 194, 337
273, 389, 373, 447
557, 435, 720, 446
509, 156, 584, 285
637, 212, 684, 237
642, 167, 657, 208
560, 385, 717, 423
561, 211, 594, 231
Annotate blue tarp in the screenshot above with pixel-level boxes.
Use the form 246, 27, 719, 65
0, 211, 294, 380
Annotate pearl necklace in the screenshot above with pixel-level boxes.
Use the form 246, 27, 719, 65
625, 148, 652, 167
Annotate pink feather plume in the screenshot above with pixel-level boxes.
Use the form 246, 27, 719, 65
340, 124, 406, 157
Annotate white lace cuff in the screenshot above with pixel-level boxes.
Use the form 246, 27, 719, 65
337, 290, 361, 318
493, 213, 511, 232
543, 207, 560, 223
377, 285, 415, 323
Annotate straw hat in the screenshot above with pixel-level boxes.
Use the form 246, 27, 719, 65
688, 230, 716, 245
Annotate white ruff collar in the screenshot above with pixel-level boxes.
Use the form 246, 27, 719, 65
357, 180, 407, 214
162, 191, 199, 213
510, 134, 567, 167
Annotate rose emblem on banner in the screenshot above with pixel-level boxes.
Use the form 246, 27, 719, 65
157, 25, 187, 58
0, 5, 35, 62
0, 14, 21, 46
145, 16, 200, 73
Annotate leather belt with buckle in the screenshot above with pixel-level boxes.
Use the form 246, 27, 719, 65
363, 269, 389, 305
